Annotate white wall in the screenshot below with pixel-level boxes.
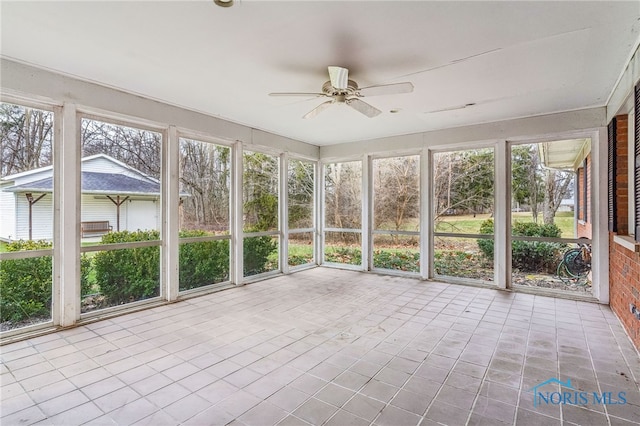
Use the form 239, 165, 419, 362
0, 191, 17, 240
15, 193, 53, 240
320, 108, 606, 159
80, 195, 160, 234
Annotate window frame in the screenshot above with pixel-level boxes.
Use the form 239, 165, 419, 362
175, 132, 234, 296
0, 99, 58, 336
78, 113, 166, 319
286, 156, 317, 272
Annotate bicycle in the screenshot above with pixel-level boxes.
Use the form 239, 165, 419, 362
556, 242, 591, 286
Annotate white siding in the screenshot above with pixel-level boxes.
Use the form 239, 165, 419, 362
81, 195, 159, 234
0, 191, 17, 240
126, 199, 159, 232
9, 167, 53, 187
82, 156, 156, 182
81, 195, 118, 231
15, 193, 53, 240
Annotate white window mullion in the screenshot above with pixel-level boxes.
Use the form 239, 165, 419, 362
420, 147, 430, 280
494, 140, 510, 290
57, 103, 80, 327
317, 161, 325, 265
165, 126, 179, 301
232, 141, 244, 285
281, 153, 289, 274
361, 156, 370, 272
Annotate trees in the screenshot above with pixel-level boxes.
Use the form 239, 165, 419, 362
511, 144, 573, 224
433, 149, 494, 220
179, 140, 230, 232
373, 156, 420, 231
81, 119, 161, 178
1, 103, 53, 176
542, 169, 573, 225
288, 160, 314, 229
243, 152, 279, 231
512, 145, 543, 221
324, 161, 361, 230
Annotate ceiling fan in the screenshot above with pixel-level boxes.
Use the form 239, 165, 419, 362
269, 66, 413, 119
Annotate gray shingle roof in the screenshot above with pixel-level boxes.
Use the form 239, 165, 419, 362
4, 172, 161, 195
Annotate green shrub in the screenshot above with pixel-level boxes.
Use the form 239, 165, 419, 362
93, 230, 161, 306
476, 218, 495, 259
80, 253, 94, 297
243, 235, 278, 276
0, 240, 53, 322
179, 230, 229, 290
477, 219, 564, 273
373, 250, 419, 272
325, 246, 362, 265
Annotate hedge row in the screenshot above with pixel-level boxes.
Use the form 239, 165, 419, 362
1, 230, 276, 322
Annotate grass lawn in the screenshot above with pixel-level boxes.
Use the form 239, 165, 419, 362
437, 211, 576, 238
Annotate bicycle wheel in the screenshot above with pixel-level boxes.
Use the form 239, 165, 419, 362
556, 259, 574, 284
563, 248, 590, 277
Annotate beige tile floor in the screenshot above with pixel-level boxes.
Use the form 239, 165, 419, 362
1, 268, 640, 425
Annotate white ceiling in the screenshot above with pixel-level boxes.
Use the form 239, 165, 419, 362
1, 1, 639, 146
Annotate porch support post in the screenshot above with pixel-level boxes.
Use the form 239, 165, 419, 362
420, 147, 430, 280
25, 192, 46, 240
591, 127, 609, 303
316, 160, 324, 265
56, 103, 80, 326
280, 152, 289, 274
232, 141, 244, 285
361, 154, 370, 272
165, 125, 180, 302
494, 139, 510, 290
106, 195, 130, 232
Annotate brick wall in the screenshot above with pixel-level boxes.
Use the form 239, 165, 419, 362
609, 115, 640, 350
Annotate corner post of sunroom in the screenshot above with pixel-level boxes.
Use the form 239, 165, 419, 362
165, 125, 180, 302
57, 102, 81, 326
592, 126, 610, 303
280, 151, 290, 274
232, 140, 244, 285
420, 146, 430, 280
494, 139, 511, 290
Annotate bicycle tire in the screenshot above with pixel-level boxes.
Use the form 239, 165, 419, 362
557, 259, 573, 283
563, 248, 590, 277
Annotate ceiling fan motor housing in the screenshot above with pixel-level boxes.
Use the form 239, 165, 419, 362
322, 80, 360, 98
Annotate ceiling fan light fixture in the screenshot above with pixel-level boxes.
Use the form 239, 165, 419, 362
213, 0, 234, 7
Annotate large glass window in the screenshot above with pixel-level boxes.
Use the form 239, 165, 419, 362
433, 148, 495, 283
372, 155, 420, 273
243, 151, 279, 277
288, 159, 315, 268
0, 102, 55, 330
79, 118, 162, 314
178, 138, 231, 292
323, 161, 362, 266
510, 141, 591, 295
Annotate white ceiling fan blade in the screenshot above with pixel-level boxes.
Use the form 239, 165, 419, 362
358, 82, 414, 97
269, 92, 326, 97
303, 100, 334, 119
346, 98, 381, 118
328, 66, 349, 90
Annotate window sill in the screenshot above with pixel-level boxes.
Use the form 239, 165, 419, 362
613, 235, 640, 253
